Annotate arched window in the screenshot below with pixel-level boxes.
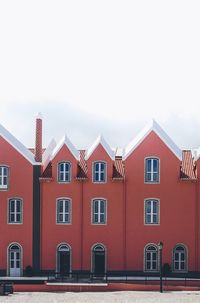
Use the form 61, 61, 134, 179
56, 198, 71, 224
145, 199, 159, 224
145, 244, 158, 272
173, 245, 187, 272
8, 198, 23, 223
92, 199, 107, 224
8, 243, 22, 277
93, 161, 106, 183
0, 165, 9, 189
58, 161, 71, 182
145, 158, 160, 183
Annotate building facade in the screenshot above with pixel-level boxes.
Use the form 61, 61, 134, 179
0, 116, 199, 276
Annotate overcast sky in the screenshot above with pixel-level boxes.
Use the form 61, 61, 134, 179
0, 1, 200, 150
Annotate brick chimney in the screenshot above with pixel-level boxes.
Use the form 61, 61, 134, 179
35, 113, 43, 162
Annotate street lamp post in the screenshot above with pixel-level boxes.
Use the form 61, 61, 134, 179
157, 241, 164, 293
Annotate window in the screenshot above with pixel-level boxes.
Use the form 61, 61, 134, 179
92, 199, 106, 224
145, 158, 159, 183
93, 162, 106, 183
57, 199, 71, 224
58, 162, 71, 182
145, 244, 158, 271
145, 199, 159, 224
8, 199, 22, 224
0, 166, 9, 189
173, 245, 187, 272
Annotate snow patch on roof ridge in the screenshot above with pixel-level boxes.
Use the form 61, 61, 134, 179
85, 135, 115, 160
50, 134, 80, 161
0, 123, 37, 164
124, 119, 182, 160
192, 148, 200, 160
42, 138, 57, 170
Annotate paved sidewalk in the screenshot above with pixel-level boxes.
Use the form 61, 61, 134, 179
1, 291, 200, 303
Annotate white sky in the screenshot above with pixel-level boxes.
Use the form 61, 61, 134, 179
0, 0, 200, 150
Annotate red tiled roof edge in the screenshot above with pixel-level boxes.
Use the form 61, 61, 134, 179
180, 150, 197, 180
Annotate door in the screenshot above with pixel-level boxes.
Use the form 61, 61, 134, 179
57, 244, 71, 276
94, 251, 105, 275
59, 251, 70, 275
9, 244, 21, 277
93, 244, 105, 276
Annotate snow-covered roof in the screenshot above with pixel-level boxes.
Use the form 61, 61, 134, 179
124, 120, 182, 160
50, 135, 80, 161
42, 138, 57, 170
85, 135, 115, 160
192, 148, 200, 161
0, 123, 38, 165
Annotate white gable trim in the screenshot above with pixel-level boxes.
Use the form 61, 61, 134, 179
0, 123, 38, 165
85, 135, 115, 160
124, 120, 182, 160
50, 135, 80, 162
42, 138, 57, 170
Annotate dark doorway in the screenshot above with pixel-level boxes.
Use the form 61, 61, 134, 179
93, 244, 105, 276
57, 244, 70, 276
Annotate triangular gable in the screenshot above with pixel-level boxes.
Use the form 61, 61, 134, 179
42, 138, 57, 170
124, 120, 182, 160
50, 135, 80, 161
0, 123, 38, 165
85, 135, 115, 160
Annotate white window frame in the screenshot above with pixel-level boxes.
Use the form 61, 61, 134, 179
91, 198, 107, 224
144, 198, 160, 225
144, 157, 160, 183
57, 161, 71, 183
0, 165, 9, 190
8, 198, 23, 224
93, 161, 107, 183
56, 198, 72, 224
144, 244, 159, 272
173, 244, 188, 272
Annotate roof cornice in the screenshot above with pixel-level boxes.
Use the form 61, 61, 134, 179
85, 135, 115, 160
0, 123, 38, 165
124, 120, 182, 160
42, 138, 57, 170
50, 135, 80, 161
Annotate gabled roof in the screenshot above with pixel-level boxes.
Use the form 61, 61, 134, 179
50, 135, 80, 161
42, 138, 57, 170
124, 120, 182, 160
0, 123, 38, 165
85, 135, 115, 160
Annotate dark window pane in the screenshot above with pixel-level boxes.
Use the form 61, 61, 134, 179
181, 253, 185, 261
100, 214, 105, 223
94, 214, 98, 223
153, 159, 158, 171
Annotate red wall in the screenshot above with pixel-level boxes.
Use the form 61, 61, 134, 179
82, 145, 124, 271
0, 136, 33, 272
41, 145, 82, 271
125, 131, 196, 271
40, 133, 198, 272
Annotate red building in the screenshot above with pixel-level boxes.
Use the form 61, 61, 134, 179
0, 115, 199, 277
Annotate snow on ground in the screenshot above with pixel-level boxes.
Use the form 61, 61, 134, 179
1, 291, 200, 303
